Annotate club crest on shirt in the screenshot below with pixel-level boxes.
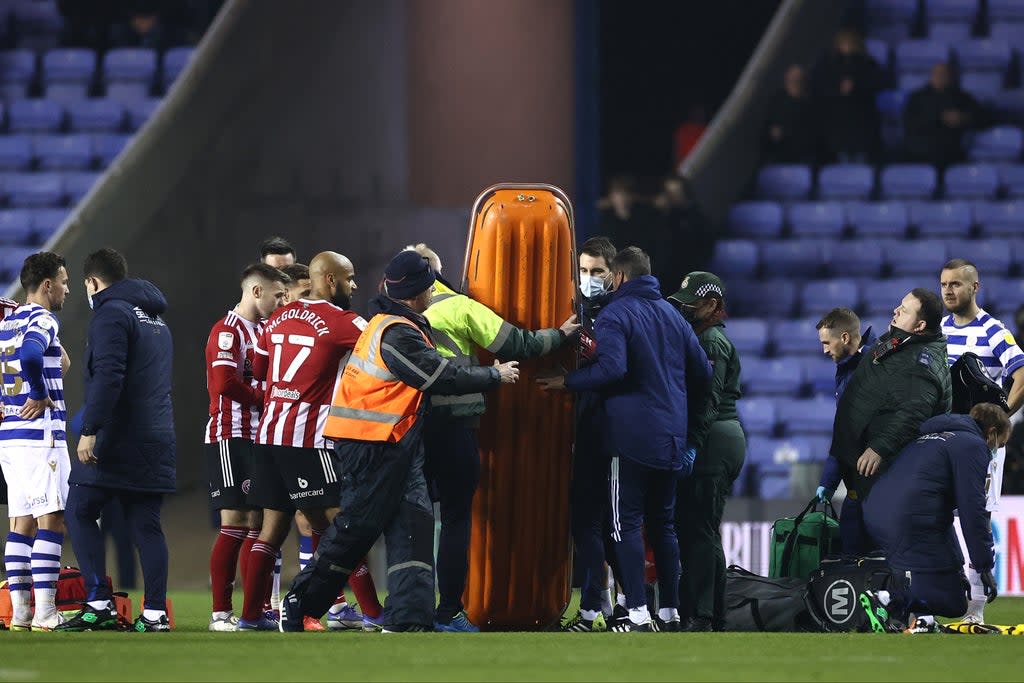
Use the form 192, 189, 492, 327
218, 332, 234, 350
1005, 331, 1017, 347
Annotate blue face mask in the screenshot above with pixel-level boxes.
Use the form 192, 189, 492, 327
580, 276, 607, 298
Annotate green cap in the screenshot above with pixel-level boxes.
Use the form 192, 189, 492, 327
668, 271, 725, 305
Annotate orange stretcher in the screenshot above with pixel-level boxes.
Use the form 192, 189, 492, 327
460, 184, 578, 631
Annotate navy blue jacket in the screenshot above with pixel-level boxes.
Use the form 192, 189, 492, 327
565, 275, 712, 470
73, 279, 175, 493
820, 326, 875, 490
862, 414, 993, 572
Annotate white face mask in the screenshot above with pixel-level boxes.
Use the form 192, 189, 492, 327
580, 276, 607, 298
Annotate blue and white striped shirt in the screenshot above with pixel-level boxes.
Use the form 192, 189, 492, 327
0, 303, 66, 447
942, 308, 1024, 383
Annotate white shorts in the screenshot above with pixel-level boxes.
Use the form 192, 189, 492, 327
986, 446, 1005, 513
0, 445, 70, 518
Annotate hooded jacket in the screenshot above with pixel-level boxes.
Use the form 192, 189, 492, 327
565, 275, 712, 471
73, 279, 175, 492
863, 414, 994, 573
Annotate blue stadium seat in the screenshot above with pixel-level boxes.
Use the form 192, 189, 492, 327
777, 397, 837, 436
799, 279, 860, 317
737, 399, 776, 436
968, 126, 1023, 162
924, 0, 978, 38
817, 164, 874, 200
944, 163, 1000, 199
877, 89, 908, 148
845, 200, 909, 238
756, 164, 812, 200
989, 0, 1024, 22
162, 46, 194, 88
42, 48, 95, 102
747, 436, 783, 466
708, 240, 759, 278
801, 356, 836, 397
991, 89, 1024, 127
30, 207, 68, 243
862, 277, 920, 315
125, 97, 161, 131
727, 201, 783, 238
34, 134, 93, 171
908, 200, 973, 237
66, 99, 124, 133
864, 317, 893, 338
742, 357, 804, 396
103, 48, 156, 102
0, 134, 32, 170
756, 463, 792, 500
726, 319, 769, 357
94, 133, 131, 167
8, 98, 63, 133
866, 38, 891, 71
898, 71, 931, 92
886, 238, 948, 275
984, 276, 1024, 316
0, 49, 35, 101
831, 240, 886, 277
880, 164, 938, 199
772, 318, 822, 356
974, 200, 1024, 236
760, 240, 825, 278
955, 40, 1012, 73
927, 21, 973, 42
0, 246, 35, 281
5, 172, 63, 207
961, 71, 1005, 96
786, 201, 846, 238
949, 238, 1013, 275
63, 171, 99, 204
1000, 164, 1024, 197
729, 279, 797, 318
895, 40, 949, 72
0, 208, 33, 244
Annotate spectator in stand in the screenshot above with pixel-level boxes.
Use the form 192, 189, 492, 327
653, 176, 714, 295
903, 63, 987, 169
598, 176, 658, 259
813, 28, 885, 163
762, 65, 820, 164
672, 104, 709, 171
110, 0, 187, 50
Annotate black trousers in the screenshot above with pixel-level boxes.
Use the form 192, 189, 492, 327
287, 433, 435, 629
887, 565, 970, 620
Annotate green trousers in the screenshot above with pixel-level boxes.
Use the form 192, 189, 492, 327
676, 419, 746, 624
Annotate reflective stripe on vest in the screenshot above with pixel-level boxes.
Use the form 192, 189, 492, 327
323, 314, 432, 443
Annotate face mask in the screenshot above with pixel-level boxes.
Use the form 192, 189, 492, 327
580, 276, 607, 298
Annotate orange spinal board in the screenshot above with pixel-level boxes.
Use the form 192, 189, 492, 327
461, 184, 578, 630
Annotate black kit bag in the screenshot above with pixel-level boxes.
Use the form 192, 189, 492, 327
806, 556, 898, 632
723, 566, 824, 632
950, 351, 1010, 414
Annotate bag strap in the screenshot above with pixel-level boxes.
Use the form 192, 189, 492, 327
779, 498, 819, 576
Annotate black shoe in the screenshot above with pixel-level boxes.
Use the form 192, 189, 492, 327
381, 623, 433, 632
279, 593, 304, 632
656, 615, 681, 632
611, 619, 655, 632
55, 603, 123, 632
608, 604, 629, 630
681, 616, 712, 632
133, 614, 170, 632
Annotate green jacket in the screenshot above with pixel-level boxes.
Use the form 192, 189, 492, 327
830, 327, 952, 496
423, 279, 564, 419
688, 322, 741, 451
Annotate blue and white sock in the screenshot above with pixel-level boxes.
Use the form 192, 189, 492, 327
5, 532, 33, 624
298, 534, 313, 573
31, 529, 63, 622
270, 552, 282, 612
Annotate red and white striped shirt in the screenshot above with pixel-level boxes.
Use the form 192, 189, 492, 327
205, 310, 264, 443
0, 297, 17, 320
252, 299, 367, 449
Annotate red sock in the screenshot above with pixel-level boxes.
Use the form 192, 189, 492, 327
242, 542, 279, 621
210, 525, 247, 613
239, 529, 259, 583
350, 559, 382, 618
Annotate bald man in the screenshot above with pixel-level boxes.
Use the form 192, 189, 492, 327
238, 252, 369, 630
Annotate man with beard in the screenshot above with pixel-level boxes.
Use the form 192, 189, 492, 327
238, 251, 366, 630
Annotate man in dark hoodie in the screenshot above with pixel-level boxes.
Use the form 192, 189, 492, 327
859, 403, 1006, 633
280, 250, 519, 632
59, 248, 175, 632
540, 247, 712, 632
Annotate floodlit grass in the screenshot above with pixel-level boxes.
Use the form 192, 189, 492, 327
1, 592, 1022, 682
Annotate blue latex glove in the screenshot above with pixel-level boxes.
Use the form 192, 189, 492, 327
681, 447, 698, 477
815, 485, 834, 504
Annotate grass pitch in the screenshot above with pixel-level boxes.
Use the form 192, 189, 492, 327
1, 592, 1022, 682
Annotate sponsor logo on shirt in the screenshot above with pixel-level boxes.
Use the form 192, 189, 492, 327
271, 387, 300, 400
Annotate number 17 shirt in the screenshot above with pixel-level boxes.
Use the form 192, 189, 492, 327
252, 299, 368, 448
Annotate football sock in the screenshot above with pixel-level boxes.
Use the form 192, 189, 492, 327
143, 609, 166, 621
5, 532, 33, 624
600, 588, 614, 617
965, 566, 987, 621
616, 593, 627, 608
658, 607, 679, 622
581, 608, 601, 621
349, 559, 383, 618
876, 590, 891, 606
242, 542, 279, 621
210, 525, 246, 613
239, 529, 258, 583
298, 533, 313, 572
628, 606, 650, 625
31, 529, 63, 621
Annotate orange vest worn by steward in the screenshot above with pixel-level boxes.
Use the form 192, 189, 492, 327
323, 313, 433, 443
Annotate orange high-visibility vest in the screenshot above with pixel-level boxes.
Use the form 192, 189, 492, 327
323, 313, 433, 443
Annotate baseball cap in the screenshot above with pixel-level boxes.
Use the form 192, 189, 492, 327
668, 271, 725, 305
